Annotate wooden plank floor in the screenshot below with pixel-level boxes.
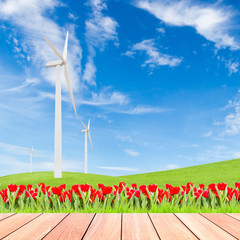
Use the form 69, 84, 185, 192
0, 213, 239, 239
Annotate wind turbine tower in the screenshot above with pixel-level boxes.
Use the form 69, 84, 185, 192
81, 119, 93, 174
45, 31, 77, 178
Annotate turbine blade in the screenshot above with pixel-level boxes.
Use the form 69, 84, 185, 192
81, 121, 88, 129
44, 37, 64, 61
88, 119, 90, 129
88, 131, 93, 150
63, 31, 68, 60
64, 63, 77, 116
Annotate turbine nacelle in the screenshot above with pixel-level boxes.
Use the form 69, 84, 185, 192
29, 147, 34, 154
46, 60, 63, 68
81, 119, 93, 150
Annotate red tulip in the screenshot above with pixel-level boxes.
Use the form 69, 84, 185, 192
80, 184, 92, 192
18, 185, 26, 193
217, 182, 227, 191
139, 185, 147, 193
8, 184, 18, 192
208, 183, 216, 191
52, 187, 62, 196
169, 186, 180, 195
148, 184, 158, 192
119, 182, 126, 188
132, 183, 137, 189
186, 182, 194, 188
202, 191, 209, 198
194, 192, 200, 199
135, 190, 140, 198
72, 184, 80, 194
235, 182, 240, 189
98, 183, 105, 189
102, 186, 112, 195
166, 184, 172, 189
127, 192, 132, 199
38, 183, 45, 189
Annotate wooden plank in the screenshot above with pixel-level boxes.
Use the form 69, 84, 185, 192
4, 213, 67, 240
0, 213, 41, 239
44, 213, 95, 240
122, 213, 159, 240
201, 213, 240, 239
83, 213, 121, 240
175, 213, 236, 240
149, 213, 197, 240
227, 213, 240, 221
0, 213, 15, 221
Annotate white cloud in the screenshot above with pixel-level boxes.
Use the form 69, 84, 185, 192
202, 130, 213, 138
125, 149, 140, 157
0, 142, 29, 156
83, 57, 97, 86
194, 145, 240, 163
68, 12, 79, 21
225, 60, 239, 75
165, 164, 179, 170
158, 164, 180, 171
124, 39, 182, 69
222, 91, 240, 135
97, 166, 138, 171
36, 86, 129, 107
156, 27, 165, 34
0, 141, 52, 159
0, 78, 39, 92
83, 0, 118, 85
116, 105, 168, 114
0, 141, 83, 176
116, 135, 132, 142
36, 87, 165, 115
224, 110, 240, 135
80, 87, 129, 106
135, 0, 239, 50
0, 0, 82, 91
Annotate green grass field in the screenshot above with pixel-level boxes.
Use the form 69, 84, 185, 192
1, 158, 240, 190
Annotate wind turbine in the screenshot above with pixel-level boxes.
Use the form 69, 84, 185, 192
29, 147, 34, 173
45, 31, 77, 178
81, 119, 93, 174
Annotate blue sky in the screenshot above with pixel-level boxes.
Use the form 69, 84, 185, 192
0, 0, 240, 177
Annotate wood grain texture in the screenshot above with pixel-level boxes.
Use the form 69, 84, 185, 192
201, 213, 240, 239
0, 213, 41, 239
4, 213, 67, 240
227, 213, 240, 221
44, 213, 95, 240
83, 213, 121, 240
149, 213, 197, 240
0, 213, 15, 221
175, 213, 236, 240
122, 213, 159, 240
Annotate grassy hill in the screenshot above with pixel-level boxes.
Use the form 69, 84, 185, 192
0, 158, 240, 190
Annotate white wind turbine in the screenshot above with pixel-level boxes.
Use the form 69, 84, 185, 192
45, 31, 77, 178
81, 119, 93, 174
29, 147, 34, 173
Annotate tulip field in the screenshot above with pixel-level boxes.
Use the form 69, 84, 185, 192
1, 159, 240, 213
1, 181, 240, 213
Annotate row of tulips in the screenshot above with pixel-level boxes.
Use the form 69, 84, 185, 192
1, 182, 240, 211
